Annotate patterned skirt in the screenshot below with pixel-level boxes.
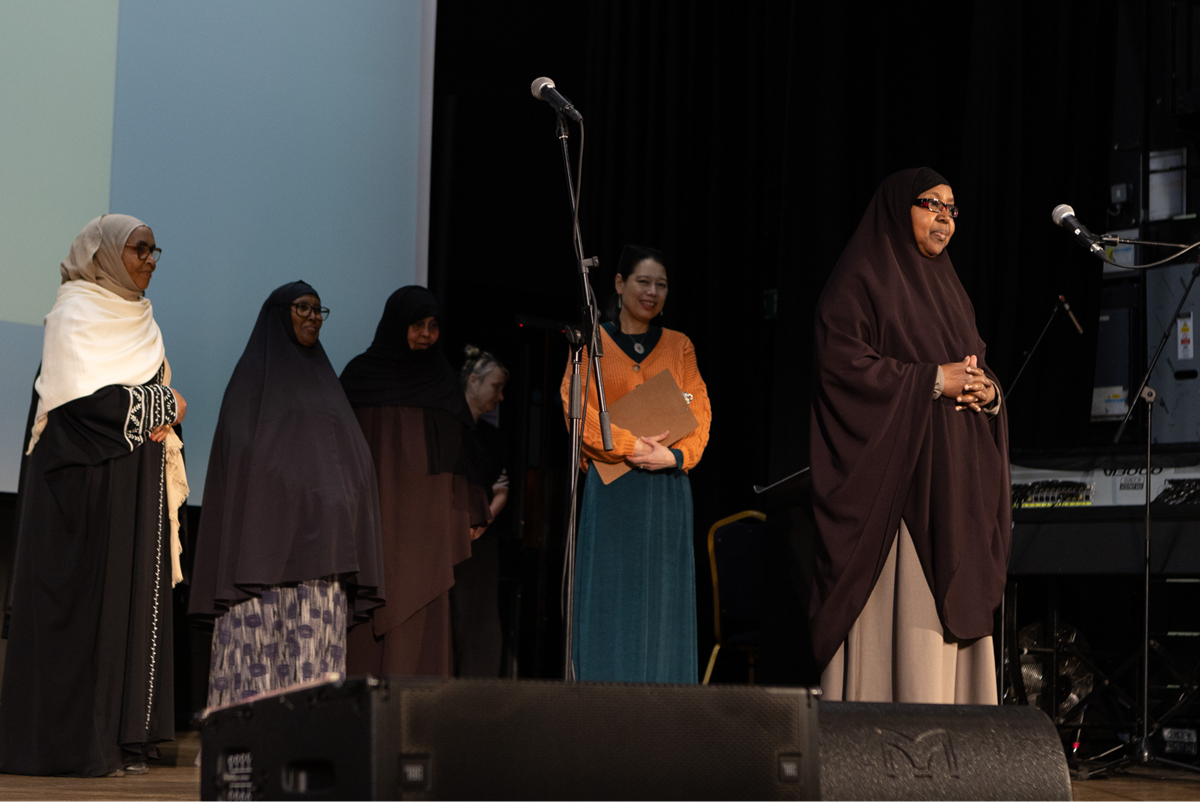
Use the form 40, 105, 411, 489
207, 577, 348, 708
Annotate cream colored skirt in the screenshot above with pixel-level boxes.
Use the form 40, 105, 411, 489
821, 520, 997, 704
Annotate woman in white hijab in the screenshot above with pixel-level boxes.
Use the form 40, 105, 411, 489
0, 215, 188, 777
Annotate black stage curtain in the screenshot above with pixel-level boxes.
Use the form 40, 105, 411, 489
430, 0, 1118, 675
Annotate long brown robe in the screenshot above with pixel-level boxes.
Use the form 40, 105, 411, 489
808, 168, 1011, 674
346, 406, 480, 676
339, 287, 491, 675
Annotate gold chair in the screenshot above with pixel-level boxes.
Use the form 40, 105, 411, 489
702, 510, 766, 685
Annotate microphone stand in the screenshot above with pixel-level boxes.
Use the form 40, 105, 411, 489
549, 112, 614, 683
1006, 300, 1064, 399
1078, 237, 1200, 779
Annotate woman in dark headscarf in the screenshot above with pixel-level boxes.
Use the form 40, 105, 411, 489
340, 286, 489, 676
0, 215, 186, 777
810, 168, 1010, 704
189, 281, 384, 706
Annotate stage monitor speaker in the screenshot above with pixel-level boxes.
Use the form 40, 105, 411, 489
818, 701, 1071, 801
201, 676, 821, 800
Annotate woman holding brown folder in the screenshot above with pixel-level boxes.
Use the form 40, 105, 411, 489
560, 244, 712, 683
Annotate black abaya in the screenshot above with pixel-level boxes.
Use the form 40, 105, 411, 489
188, 281, 384, 623
0, 374, 179, 776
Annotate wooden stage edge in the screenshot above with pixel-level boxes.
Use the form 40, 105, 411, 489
1, 731, 1200, 801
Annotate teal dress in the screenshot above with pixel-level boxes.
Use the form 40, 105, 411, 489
572, 322, 698, 683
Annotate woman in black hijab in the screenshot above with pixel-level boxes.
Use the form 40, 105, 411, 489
810, 168, 1009, 704
340, 286, 489, 676
189, 281, 384, 706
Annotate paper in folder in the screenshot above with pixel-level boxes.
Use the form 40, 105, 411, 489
593, 368, 699, 485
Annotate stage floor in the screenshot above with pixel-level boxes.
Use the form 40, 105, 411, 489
0, 732, 200, 802
1073, 768, 1200, 801
0, 732, 1199, 801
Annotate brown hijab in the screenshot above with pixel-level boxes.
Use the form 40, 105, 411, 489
808, 168, 1011, 670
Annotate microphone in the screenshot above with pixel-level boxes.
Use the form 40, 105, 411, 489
1058, 295, 1084, 334
530, 77, 583, 122
1051, 204, 1105, 256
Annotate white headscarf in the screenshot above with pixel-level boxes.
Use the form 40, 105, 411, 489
33, 214, 166, 428
59, 213, 148, 301
30, 214, 188, 585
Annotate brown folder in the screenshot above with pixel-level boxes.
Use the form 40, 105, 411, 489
593, 368, 700, 485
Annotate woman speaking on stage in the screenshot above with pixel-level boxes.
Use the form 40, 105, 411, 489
0, 215, 187, 776
561, 245, 711, 683
809, 168, 1010, 704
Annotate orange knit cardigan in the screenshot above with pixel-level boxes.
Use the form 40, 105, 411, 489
559, 326, 712, 472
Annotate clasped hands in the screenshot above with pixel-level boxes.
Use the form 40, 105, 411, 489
940, 355, 995, 413
627, 429, 677, 471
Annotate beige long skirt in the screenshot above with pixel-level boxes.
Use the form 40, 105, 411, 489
821, 520, 997, 704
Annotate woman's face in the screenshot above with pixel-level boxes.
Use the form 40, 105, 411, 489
910, 184, 956, 258
468, 366, 507, 415
615, 258, 668, 324
407, 315, 440, 350
291, 292, 323, 347
122, 226, 158, 290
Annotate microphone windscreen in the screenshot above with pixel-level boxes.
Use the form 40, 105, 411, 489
1051, 204, 1075, 226
531, 77, 555, 99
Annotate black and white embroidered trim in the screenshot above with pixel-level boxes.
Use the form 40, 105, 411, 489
123, 384, 178, 451
146, 454, 165, 731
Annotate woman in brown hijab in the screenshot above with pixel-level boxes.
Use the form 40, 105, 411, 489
339, 287, 489, 676
809, 168, 1010, 704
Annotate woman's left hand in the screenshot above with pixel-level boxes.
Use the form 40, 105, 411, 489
627, 431, 678, 471
955, 355, 996, 412
149, 424, 173, 443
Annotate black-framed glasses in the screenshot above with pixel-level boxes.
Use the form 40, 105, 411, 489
912, 197, 960, 218
292, 302, 330, 321
124, 243, 162, 262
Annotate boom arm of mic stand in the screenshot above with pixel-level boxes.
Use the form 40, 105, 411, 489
1114, 260, 1200, 444
1102, 235, 1193, 248
1006, 303, 1060, 399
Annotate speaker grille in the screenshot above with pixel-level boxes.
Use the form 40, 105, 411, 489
395, 679, 814, 800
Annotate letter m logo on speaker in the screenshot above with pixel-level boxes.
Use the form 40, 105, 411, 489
879, 728, 960, 779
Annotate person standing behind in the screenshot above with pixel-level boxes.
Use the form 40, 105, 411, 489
451, 346, 510, 677
188, 281, 385, 707
560, 245, 711, 683
0, 215, 187, 777
340, 287, 489, 676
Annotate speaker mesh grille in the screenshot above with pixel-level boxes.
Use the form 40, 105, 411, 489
395, 679, 812, 801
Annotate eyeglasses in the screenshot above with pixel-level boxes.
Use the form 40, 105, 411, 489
292, 302, 330, 321
912, 197, 960, 218
124, 243, 162, 262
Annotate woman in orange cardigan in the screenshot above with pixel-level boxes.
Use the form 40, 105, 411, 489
560, 245, 711, 682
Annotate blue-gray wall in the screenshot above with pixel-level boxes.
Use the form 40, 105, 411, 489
0, 0, 435, 498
